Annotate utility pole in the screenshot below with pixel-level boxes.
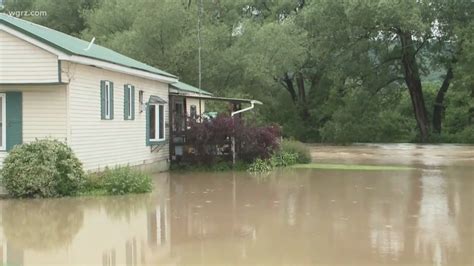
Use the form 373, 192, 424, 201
197, 0, 203, 121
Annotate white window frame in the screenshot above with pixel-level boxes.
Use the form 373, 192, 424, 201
125, 85, 133, 120
0, 93, 5, 151
104, 81, 111, 119
139, 90, 145, 113
149, 103, 166, 142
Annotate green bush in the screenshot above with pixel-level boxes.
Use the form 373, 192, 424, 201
101, 166, 152, 195
247, 158, 273, 173
280, 139, 311, 164
271, 151, 299, 167
1, 139, 85, 198
248, 150, 301, 173
432, 125, 474, 144
453, 126, 474, 143
78, 172, 108, 196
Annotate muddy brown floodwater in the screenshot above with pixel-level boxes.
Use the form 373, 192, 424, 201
0, 144, 472, 266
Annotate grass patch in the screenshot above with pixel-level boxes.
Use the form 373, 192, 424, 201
80, 166, 152, 196
292, 163, 415, 171
77, 188, 109, 197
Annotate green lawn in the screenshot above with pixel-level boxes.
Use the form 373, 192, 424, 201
292, 163, 415, 171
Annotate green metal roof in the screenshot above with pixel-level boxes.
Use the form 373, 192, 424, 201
171, 81, 213, 96
0, 13, 176, 79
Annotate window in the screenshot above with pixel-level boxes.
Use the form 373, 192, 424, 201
149, 103, 165, 142
124, 84, 135, 120
147, 95, 167, 145
0, 93, 5, 150
190, 105, 197, 119
101, 80, 114, 120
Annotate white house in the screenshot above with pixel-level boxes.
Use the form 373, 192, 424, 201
0, 13, 183, 171
0, 14, 259, 171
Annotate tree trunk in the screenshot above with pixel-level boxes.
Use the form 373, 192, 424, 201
295, 72, 310, 120
296, 72, 306, 104
399, 31, 431, 142
282, 72, 297, 103
432, 67, 453, 134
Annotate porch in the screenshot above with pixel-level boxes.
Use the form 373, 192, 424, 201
168, 93, 258, 163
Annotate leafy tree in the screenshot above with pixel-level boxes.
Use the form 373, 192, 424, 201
5, 0, 474, 143
346, 0, 471, 141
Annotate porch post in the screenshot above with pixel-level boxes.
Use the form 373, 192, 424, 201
231, 132, 236, 165
231, 103, 238, 165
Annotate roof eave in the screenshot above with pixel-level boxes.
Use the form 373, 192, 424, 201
61, 55, 178, 83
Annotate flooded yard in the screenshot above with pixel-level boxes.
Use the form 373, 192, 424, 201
0, 144, 472, 265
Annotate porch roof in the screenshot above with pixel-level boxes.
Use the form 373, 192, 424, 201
149, 95, 167, 104
177, 94, 263, 105
170, 81, 213, 96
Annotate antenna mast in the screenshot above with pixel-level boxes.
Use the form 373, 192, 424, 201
197, 0, 203, 92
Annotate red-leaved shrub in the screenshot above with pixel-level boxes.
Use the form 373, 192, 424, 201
185, 115, 280, 164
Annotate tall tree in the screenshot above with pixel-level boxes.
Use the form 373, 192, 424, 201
16, 0, 474, 143
325, 0, 473, 141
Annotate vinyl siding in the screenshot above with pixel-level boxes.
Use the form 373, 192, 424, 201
63, 62, 169, 171
0, 85, 67, 166
23, 87, 67, 142
0, 30, 58, 83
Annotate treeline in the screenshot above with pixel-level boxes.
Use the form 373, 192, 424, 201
5, 0, 474, 143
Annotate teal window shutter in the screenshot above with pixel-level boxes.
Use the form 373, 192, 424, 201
109, 82, 114, 120
145, 103, 150, 146
131, 86, 135, 120
6, 92, 22, 151
100, 80, 106, 120
124, 85, 130, 120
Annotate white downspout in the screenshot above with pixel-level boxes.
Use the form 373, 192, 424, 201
231, 100, 262, 117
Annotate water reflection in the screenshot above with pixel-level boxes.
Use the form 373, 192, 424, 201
1, 198, 83, 251
413, 169, 469, 266
0, 145, 472, 265
0, 174, 171, 266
